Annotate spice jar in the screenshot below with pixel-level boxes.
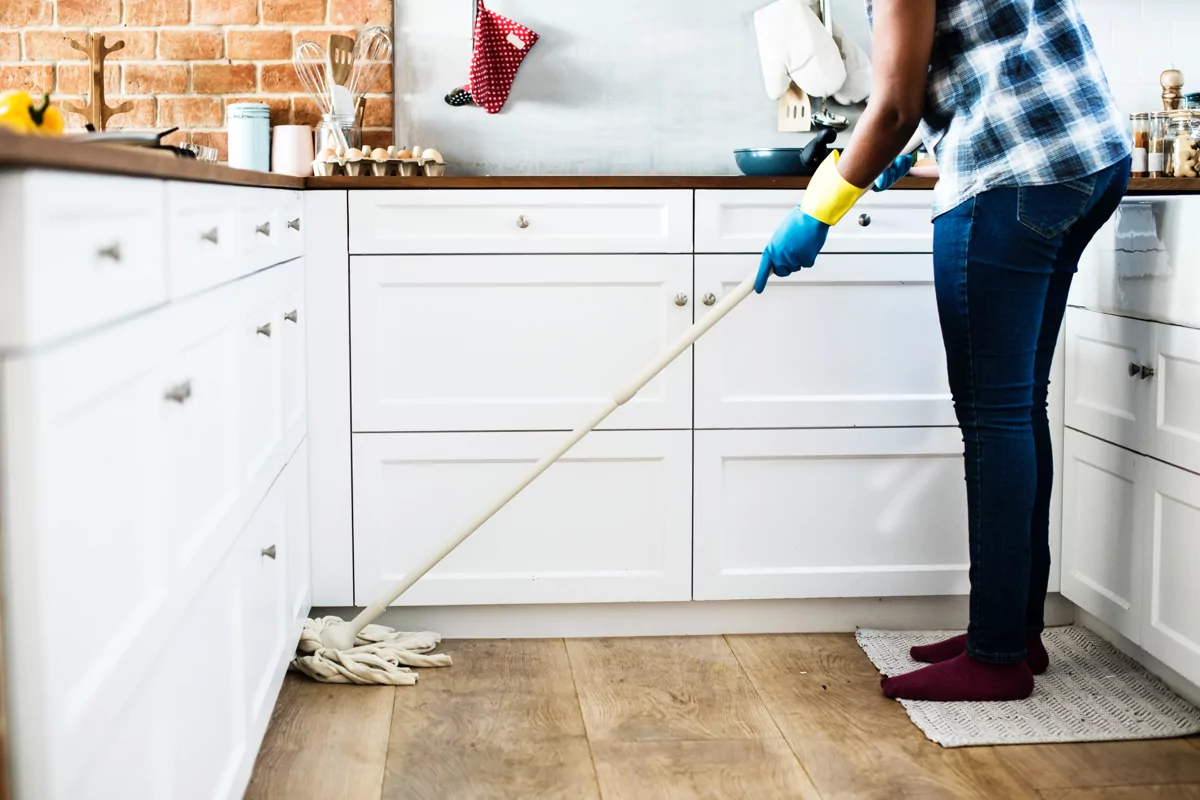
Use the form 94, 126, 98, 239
1131, 113, 1149, 177
1149, 111, 1171, 178
227, 102, 271, 171
1168, 110, 1199, 178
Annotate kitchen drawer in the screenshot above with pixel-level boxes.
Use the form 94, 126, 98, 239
167, 182, 239, 300
280, 189, 304, 262
348, 189, 693, 254
695, 189, 933, 253
281, 258, 307, 453
286, 440, 312, 627
1144, 322, 1200, 475
0, 171, 168, 349
239, 266, 286, 501
352, 430, 692, 605
236, 188, 287, 275
694, 254, 954, 429
350, 255, 693, 431
692, 427, 969, 601
1065, 308, 1151, 453
241, 471, 289, 735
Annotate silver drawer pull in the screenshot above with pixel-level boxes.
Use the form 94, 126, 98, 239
857, 213, 872, 227
1129, 362, 1142, 378
1140, 364, 1156, 380
287, 217, 301, 231
702, 293, 717, 306
261, 544, 277, 559
285, 310, 299, 323
516, 215, 530, 229
97, 242, 122, 261
200, 227, 219, 244
164, 380, 192, 404
257, 322, 272, 337
674, 293, 688, 307
256, 221, 271, 237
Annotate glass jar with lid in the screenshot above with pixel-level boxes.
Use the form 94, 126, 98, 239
1131, 113, 1149, 177
1167, 109, 1200, 178
1149, 111, 1171, 178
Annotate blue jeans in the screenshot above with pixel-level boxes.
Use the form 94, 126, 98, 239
933, 156, 1130, 664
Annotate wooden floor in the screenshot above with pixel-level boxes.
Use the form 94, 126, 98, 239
246, 634, 1200, 800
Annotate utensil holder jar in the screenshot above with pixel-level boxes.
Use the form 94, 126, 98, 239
315, 113, 361, 152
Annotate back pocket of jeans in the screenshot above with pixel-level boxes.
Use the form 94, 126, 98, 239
1018, 177, 1096, 238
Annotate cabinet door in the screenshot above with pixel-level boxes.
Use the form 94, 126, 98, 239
281, 258, 307, 455
239, 267, 285, 500
695, 255, 954, 429
352, 430, 692, 605
1141, 457, 1200, 687
242, 475, 290, 735
1064, 308, 1152, 452
350, 255, 693, 432
693, 428, 969, 600
286, 440, 312, 627
1145, 322, 1200, 475
1060, 430, 1144, 643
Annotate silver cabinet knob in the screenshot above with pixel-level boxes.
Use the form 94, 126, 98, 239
287, 217, 301, 231
261, 544, 277, 559
257, 322, 272, 337
1140, 364, 1156, 380
702, 293, 717, 306
857, 213, 872, 227
97, 242, 121, 261
285, 310, 299, 323
164, 380, 192, 404
200, 227, 219, 244
516, 215, 530, 229
256, 221, 271, 237
674, 293, 689, 307
1129, 362, 1142, 378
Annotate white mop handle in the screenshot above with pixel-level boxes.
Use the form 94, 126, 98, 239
345, 276, 758, 635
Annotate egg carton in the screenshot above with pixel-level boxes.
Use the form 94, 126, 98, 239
312, 146, 447, 178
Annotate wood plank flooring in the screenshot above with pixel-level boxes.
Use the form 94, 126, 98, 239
248, 634, 1200, 800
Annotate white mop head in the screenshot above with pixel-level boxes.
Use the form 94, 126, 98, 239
290, 616, 453, 685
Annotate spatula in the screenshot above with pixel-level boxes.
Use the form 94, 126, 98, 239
328, 34, 355, 86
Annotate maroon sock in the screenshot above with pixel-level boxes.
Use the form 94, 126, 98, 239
881, 652, 1034, 701
910, 633, 1049, 675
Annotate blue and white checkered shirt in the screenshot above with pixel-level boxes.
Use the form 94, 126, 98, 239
868, 0, 1131, 217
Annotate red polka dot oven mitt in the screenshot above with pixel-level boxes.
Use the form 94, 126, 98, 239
446, 0, 539, 113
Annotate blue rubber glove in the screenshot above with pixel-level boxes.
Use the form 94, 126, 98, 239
872, 153, 918, 192
755, 208, 831, 293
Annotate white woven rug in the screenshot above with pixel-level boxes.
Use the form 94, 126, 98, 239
856, 625, 1200, 748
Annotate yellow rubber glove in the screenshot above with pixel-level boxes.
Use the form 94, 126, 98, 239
800, 149, 869, 226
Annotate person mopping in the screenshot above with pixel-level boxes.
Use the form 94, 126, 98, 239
757, 0, 1131, 701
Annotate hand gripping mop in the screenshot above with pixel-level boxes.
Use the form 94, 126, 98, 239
292, 276, 758, 684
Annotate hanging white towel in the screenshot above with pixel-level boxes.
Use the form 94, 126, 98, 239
831, 21, 871, 105
754, 0, 846, 101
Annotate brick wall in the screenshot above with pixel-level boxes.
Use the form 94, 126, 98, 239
0, 0, 395, 159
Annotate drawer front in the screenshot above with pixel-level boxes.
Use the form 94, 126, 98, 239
1146, 322, 1200, 475
19, 172, 168, 346
281, 258, 307, 453
239, 267, 285, 499
350, 255, 694, 432
695, 189, 933, 253
695, 254, 954, 429
1065, 308, 1151, 452
352, 430, 692, 605
286, 440, 312, 627
167, 182, 239, 300
692, 427, 969, 601
280, 189, 304, 263
241, 474, 289, 734
348, 189, 693, 254
237, 188, 286, 275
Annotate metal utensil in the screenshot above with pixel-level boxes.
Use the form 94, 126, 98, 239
328, 33, 355, 86
293, 40, 348, 149
811, 0, 849, 131
347, 26, 392, 103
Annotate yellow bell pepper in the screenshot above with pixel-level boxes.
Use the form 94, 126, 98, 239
0, 91, 65, 136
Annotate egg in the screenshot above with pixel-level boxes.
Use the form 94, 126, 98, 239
371, 147, 389, 160
422, 148, 444, 164
334, 144, 346, 157
316, 147, 336, 161
396, 149, 413, 159
387, 145, 399, 157
410, 145, 421, 160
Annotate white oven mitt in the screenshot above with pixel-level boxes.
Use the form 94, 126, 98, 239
831, 21, 871, 105
754, 0, 846, 101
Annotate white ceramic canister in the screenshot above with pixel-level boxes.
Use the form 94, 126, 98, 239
227, 102, 271, 171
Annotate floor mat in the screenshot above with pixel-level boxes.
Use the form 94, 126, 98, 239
856, 625, 1200, 747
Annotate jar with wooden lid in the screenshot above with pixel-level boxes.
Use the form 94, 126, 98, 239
1167, 109, 1200, 178
1131, 113, 1150, 177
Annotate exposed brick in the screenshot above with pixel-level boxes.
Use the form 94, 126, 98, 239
260, 63, 306, 93
106, 98, 157, 128
0, 0, 51, 27
225, 96, 289, 126
53, 97, 86, 128
0, 65, 53, 94
57, 0, 120, 26
227, 29, 292, 60
361, 95, 392, 127
330, 0, 390, 25
192, 63, 257, 93
191, 131, 228, 161
292, 28, 356, 48
158, 30, 224, 60
125, 64, 188, 94
374, 68, 392, 94
291, 96, 323, 127
94, 30, 157, 60
124, 0, 188, 25
57, 63, 120, 95
361, 129, 393, 150
159, 96, 223, 128
0, 33, 21, 62
23, 30, 88, 61
262, 0, 326, 24
193, 0, 258, 25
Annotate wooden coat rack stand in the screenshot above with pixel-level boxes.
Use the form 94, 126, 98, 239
64, 33, 132, 131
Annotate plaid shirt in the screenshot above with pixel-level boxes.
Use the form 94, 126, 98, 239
868, 0, 1131, 217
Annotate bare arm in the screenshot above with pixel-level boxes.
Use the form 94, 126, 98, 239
835, 0, 937, 189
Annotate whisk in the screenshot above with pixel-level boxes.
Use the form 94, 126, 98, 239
293, 39, 348, 149
347, 26, 393, 103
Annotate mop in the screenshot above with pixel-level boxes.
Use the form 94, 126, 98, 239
291, 275, 758, 684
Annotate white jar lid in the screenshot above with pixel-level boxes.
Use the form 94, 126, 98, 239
228, 102, 270, 119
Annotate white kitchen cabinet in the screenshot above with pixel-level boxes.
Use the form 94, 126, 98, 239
1060, 430, 1144, 643
239, 267, 286, 501
166, 181, 239, 300
351, 430, 692, 605
349, 189, 693, 254
350, 255, 694, 432
1065, 307, 1152, 453
694, 254, 954, 429
1141, 457, 1200, 687
286, 440, 312, 628
241, 471, 290, 736
1144, 322, 1200, 476
282, 258, 308, 454
692, 427, 969, 600
694, 189, 933, 253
